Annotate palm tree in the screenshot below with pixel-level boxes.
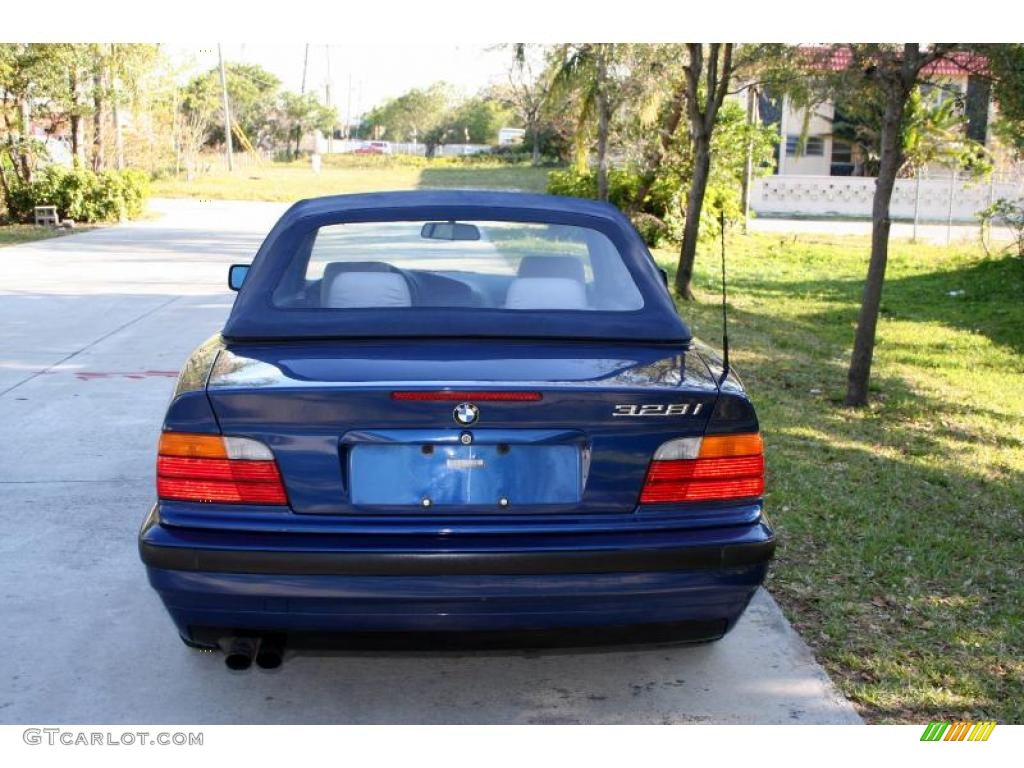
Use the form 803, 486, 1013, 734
550, 43, 622, 201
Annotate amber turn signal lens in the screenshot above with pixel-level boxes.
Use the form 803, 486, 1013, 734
158, 432, 228, 459
697, 433, 764, 459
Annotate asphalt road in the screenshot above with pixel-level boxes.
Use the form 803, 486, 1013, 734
0, 199, 861, 724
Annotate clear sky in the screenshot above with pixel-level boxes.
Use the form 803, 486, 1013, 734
172, 44, 514, 124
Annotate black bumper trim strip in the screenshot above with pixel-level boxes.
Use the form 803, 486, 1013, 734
139, 538, 775, 576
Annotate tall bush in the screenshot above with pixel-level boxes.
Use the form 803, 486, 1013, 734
4, 166, 149, 223
546, 100, 776, 248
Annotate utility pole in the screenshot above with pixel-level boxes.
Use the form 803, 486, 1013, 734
296, 43, 310, 159
218, 44, 234, 172
740, 84, 757, 234
324, 45, 334, 154
346, 73, 352, 140
301, 44, 309, 94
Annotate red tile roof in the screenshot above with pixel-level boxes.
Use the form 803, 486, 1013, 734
799, 46, 988, 76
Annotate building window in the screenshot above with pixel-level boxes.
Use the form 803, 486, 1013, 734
965, 76, 990, 144
786, 135, 824, 157
920, 81, 963, 107
830, 140, 855, 176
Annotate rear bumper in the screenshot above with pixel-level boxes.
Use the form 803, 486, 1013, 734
139, 506, 774, 637
140, 537, 774, 576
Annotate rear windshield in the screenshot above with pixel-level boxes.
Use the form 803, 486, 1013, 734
270, 220, 645, 312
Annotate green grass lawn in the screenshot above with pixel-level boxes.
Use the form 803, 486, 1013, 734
0, 224, 95, 248
150, 158, 552, 201
653, 234, 1023, 724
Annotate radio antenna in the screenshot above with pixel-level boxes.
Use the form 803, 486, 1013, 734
718, 208, 731, 387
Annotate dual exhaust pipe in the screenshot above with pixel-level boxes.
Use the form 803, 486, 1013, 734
223, 634, 285, 671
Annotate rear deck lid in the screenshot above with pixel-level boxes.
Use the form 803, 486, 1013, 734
206, 339, 719, 515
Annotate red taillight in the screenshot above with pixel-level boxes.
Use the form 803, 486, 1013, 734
156, 433, 287, 505
640, 434, 764, 504
391, 391, 542, 402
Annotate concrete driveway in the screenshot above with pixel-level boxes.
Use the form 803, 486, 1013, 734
0, 199, 861, 724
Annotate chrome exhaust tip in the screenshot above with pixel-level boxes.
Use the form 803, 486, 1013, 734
224, 636, 259, 671
255, 634, 285, 670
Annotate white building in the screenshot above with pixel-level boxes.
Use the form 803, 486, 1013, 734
748, 49, 1023, 221
498, 127, 526, 146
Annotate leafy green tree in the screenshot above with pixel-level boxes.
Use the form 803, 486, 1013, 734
279, 91, 337, 158
105, 44, 160, 169
814, 45, 961, 406
361, 82, 452, 146
182, 62, 281, 149
549, 44, 631, 201
983, 44, 1024, 158
41, 44, 94, 165
775, 44, 1024, 406
507, 44, 553, 165
441, 96, 511, 145
0, 44, 76, 208
669, 44, 737, 299
829, 74, 990, 178
548, 98, 777, 248
671, 45, 795, 299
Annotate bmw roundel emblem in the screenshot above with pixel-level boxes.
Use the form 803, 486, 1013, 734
453, 402, 480, 426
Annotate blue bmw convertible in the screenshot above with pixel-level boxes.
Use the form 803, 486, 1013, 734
139, 190, 773, 669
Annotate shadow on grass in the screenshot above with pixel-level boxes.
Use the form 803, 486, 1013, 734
882, 254, 1024, 356
725, 302, 1024, 720
660, 245, 1024, 721
713, 250, 1024, 358
765, 414, 1023, 722
417, 165, 551, 193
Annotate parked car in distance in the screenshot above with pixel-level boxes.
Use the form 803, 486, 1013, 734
353, 140, 391, 155
138, 190, 773, 670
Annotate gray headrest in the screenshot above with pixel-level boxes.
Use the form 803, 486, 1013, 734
504, 277, 588, 310
323, 272, 412, 308
517, 256, 586, 283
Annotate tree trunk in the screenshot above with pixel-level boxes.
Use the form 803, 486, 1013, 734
673, 43, 733, 300
596, 100, 609, 201
740, 85, 757, 232
112, 99, 124, 170
0, 160, 13, 214
845, 85, 908, 407
18, 100, 32, 181
675, 135, 711, 299
92, 69, 104, 171
530, 121, 540, 166
70, 114, 83, 165
595, 53, 610, 202
109, 46, 124, 171
69, 64, 85, 166
2, 108, 27, 185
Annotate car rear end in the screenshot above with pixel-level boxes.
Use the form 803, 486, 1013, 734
140, 339, 772, 648
138, 192, 773, 656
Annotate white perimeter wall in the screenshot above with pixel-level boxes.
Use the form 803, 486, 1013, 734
751, 175, 1024, 222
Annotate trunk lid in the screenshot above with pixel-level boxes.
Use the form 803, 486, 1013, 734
206, 339, 720, 514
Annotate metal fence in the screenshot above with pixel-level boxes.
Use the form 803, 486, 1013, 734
314, 137, 493, 157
